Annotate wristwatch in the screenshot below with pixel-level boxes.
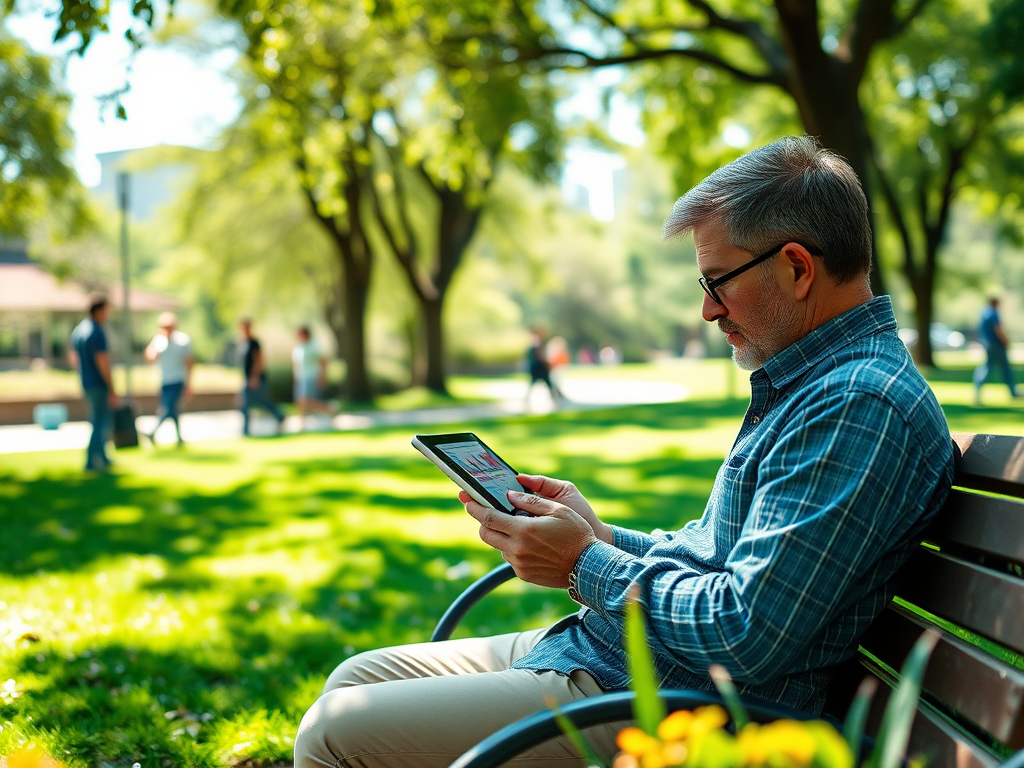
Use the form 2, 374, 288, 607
568, 553, 585, 605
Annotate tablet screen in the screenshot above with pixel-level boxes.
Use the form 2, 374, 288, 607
439, 439, 523, 506
414, 433, 525, 513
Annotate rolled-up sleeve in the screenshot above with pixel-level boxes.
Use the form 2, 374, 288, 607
571, 391, 942, 685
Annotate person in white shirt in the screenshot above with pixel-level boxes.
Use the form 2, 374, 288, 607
144, 312, 194, 445
292, 326, 335, 429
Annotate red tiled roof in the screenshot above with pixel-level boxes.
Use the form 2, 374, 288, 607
0, 263, 179, 312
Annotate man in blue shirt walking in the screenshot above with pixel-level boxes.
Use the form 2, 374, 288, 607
69, 294, 121, 471
294, 137, 955, 768
972, 297, 1018, 404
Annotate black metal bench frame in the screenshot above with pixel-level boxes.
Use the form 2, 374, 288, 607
432, 432, 1024, 768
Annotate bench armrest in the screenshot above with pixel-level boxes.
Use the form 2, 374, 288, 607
431, 562, 517, 642
447, 689, 812, 768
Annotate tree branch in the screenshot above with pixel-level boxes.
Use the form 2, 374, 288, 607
880, 0, 933, 40
868, 139, 918, 289
845, 0, 901, 85
570, 0, 788, 84
514, 43, 786, 86
365, 122, 439, 301
686, 0, 788, 76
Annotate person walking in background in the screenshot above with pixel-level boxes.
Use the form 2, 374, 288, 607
973, 297, 1019, 404
68, 293, 120, 471
144, 312, 194, 446
524, 328, 562, 408
292, 325, 336, 430
239, 318, 284, 436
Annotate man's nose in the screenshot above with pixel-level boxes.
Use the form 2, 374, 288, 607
702, 292, 727, 323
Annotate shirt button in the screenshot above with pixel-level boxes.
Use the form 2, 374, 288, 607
751, 416, 761, 424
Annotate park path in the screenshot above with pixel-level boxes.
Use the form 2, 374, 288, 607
0, 377, 688, 455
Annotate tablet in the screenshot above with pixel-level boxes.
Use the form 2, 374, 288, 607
412, 432, 527, 514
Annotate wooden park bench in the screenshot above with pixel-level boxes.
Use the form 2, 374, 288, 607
431, 432, 1024, 768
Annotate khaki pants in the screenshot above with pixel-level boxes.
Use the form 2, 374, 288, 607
294, 628, 622, 767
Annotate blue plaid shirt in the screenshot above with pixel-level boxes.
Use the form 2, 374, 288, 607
513, 296, 954, 713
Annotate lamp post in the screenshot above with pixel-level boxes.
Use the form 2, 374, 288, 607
118, 171, 133, 400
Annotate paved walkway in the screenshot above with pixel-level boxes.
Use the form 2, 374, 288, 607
0, 378, 688, 455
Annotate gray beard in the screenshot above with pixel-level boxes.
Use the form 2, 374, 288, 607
726, 274, 802, 371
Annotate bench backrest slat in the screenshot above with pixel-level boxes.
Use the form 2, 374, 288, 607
927, 490, 1024, 565
896, 548, 1024, 656
952, 433, 1024, 496
860, 604, 1024, 747
862, 658, 1001, 768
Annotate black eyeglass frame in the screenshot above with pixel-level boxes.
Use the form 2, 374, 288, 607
698, 242, 824, 305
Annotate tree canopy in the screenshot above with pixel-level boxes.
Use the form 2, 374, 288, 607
0, 30, 81, 237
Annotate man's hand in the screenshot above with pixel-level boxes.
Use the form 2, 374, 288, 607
184, 383, 193, 401
107, 391, 121, 407
461, 491, 599, 588
516, 474, 615, 545
248, 377, 260, 390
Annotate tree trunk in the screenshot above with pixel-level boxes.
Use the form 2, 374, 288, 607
781, 53, 887, 295
298, 168, 375, 404
912, 269, 936, 368
341, 262, 374, 402
419, 295, 447, 394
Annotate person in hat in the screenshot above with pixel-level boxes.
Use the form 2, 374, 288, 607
144, 312, 194, 445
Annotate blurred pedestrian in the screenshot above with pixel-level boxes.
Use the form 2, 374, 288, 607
144, 312, 194, 445
239, 318, 284, 436
546, 335, 571, 369
599, 346, 619, 365
292, 325, 336, 429
973, 297, 1019, 404
525, 329, 562, 407
68, 293, 120, 471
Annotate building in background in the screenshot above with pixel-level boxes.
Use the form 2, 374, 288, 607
0, 244, 179, 370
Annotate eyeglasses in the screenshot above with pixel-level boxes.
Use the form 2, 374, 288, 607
698, 242, 823, 305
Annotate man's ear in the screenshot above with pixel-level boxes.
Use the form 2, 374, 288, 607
782, 243, 815, 301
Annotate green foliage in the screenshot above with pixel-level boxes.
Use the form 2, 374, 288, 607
625, 595, 667, 736
864, 631, 940, 768
0, 30, 83, 238
842, 678, 877, 763
983, 0, 1024, 101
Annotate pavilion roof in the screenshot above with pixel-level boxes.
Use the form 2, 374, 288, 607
0, 262, 180, 313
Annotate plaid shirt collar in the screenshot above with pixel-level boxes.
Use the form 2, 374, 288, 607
760, 295, 897, 390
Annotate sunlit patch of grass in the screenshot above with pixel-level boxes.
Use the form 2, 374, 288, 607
0, 400, 741, 767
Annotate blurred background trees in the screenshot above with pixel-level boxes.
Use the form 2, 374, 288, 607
3, 0, 1023, 396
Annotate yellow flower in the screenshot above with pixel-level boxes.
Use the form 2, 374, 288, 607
690, 705, 729, 737
617, 727, 662, 758
662, 741, 688, 765
4, 747, 62, 768
738, 722, 767, 765
657, 710, 694, 741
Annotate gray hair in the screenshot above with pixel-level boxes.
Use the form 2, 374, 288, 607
664, 136, 872, 283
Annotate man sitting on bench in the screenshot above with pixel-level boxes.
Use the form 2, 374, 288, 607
294, 136, 956, 768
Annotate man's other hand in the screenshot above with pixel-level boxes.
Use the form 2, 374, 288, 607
108, 391, 121, 407
516, 474, 614, 545
461, 492, 598, 589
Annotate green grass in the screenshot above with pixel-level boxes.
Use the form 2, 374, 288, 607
0, 398, 746, 767
0, 358, 1021, 767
